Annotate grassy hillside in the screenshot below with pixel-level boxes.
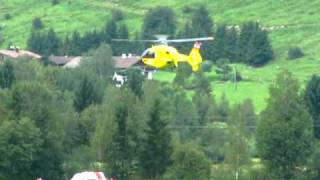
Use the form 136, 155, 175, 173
1, 0, 320, 112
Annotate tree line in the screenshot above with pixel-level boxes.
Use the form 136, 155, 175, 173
26, 6, 274, 66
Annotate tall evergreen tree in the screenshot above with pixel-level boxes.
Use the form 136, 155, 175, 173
27, 31, 43, 54
176, 22, 193, 54
238, 21, 274, 66
0, 60, 15, 89
141, 7, 176, 40
139, 98, 172, 179
190, 5, 214, 60
74, 71, 103, 113
104, 19, 118, 44
212, 24, 228, 60
70, 30, 82, 55
257, 71, 314, 179
225, 27, 239, 61
110, 99, 131, 179
44, 28, 60, 56
126, 68, 144, 97
304, 75, 320, 138
113, 24, 129, 55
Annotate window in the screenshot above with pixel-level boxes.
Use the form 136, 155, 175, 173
141, 49, 155, 58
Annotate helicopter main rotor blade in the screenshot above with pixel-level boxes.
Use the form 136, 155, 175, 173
112, 39, 159, 42
166, 37, 214, 43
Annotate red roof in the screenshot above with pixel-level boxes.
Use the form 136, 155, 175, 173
113, 56, 141, 69
0, 50, 41, 59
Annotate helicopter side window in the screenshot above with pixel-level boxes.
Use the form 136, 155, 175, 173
141, 49, 155, 58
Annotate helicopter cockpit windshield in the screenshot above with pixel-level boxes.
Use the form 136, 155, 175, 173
141, 49, 155, 58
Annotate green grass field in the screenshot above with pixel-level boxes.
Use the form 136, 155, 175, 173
1, 0, 320, 112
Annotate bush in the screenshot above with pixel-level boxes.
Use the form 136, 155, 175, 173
4, 13, 11, 20
111, 10, 124, 21
201, 61, 213, 72
52, 0, 59, 5
32, 17, 43, 30
288, 47, 304, 60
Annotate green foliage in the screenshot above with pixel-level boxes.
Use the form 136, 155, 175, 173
173, 63, 192, 87
139, 98, 172, 179
238, 21, 274, 66
126, 68, 144, 97
27, 28, 60, 56
199, 123, 227, 163
193, 71, 211, 94
201, 61, 213, 72
82, 43, 114, 80
216, 93, 230, 122
304, 75, 320, 138
257, 70, 314, 179
192, 92, 215, 125
4, 13, 12, 20
142, 6, 176, 39
164, 143, 211, 180
0, 118, 42, 179
74, 71, 103, 113
113, 24, 130, 55
32, 17, 43, 30
112, 9, 124, 21
172, 90, 198, 141
190, 5, 214, 60
0, 60, 15, 89
224, 103, 250, 174
51, 0, 59, 5
104, 18, 118, 43
215, 58, 233, 81
288, 47, 304, 60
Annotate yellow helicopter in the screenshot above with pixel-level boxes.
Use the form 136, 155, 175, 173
113, 35, 214, 72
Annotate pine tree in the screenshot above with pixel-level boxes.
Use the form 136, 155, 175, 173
176, 22, 193, 54
212, 24, 227, 60
44, 28, 60, 56
70, 30, 82, 55
0, 60, 15, 89
304, 75, 320, 138
113, 24, 129, 55
190, 5, 214, 60
139, 98, 172, 179
110, 100, 130, 179
238, 21, 274, 66
104, 19, 118, 44
74, 72, 103, 113
126, 68, 144, 97
27, 31, 43, 54
257, 70, 314, 179
225, 27, 239, 61
141, 7, 176, 40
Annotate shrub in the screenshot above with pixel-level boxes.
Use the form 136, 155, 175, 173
111, 10, 124, 21
32, 17, 43, 30
4, 13, 11, 20
201, 61, 213, 72
52, 0, 59, 5
288, 47, 304, 60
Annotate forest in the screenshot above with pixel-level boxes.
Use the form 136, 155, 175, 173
0, 4, 320, 180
